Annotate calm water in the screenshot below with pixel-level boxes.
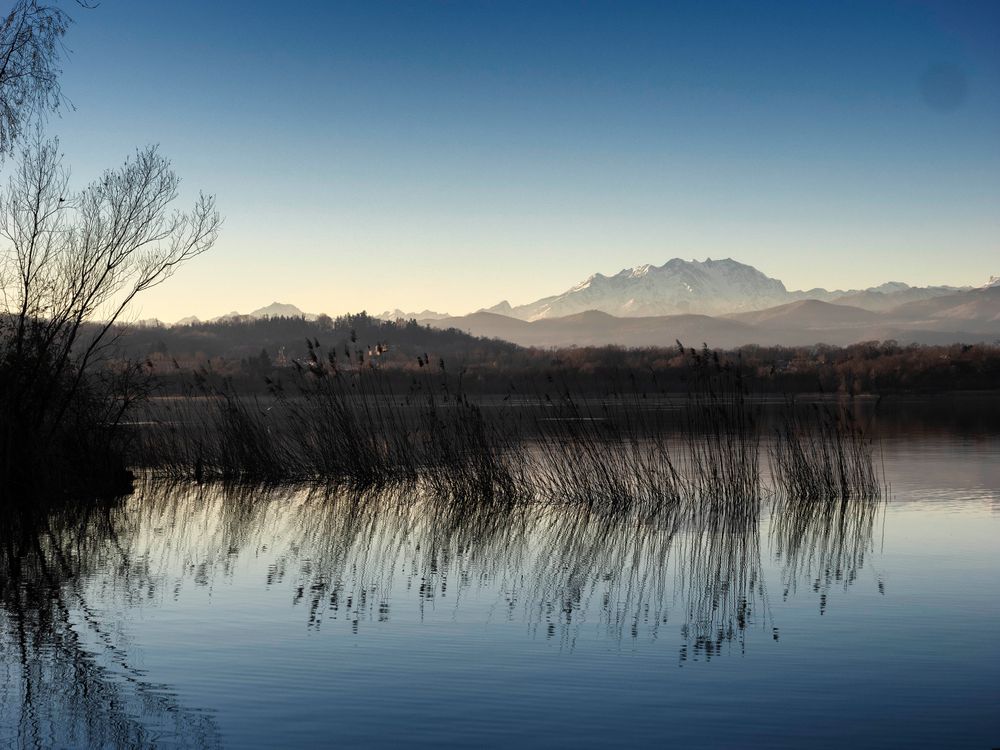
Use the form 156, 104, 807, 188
2, 429, 998, 748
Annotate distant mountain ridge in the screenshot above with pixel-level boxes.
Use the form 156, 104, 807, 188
160, 259, 996, 349
158, 286, 1000, 350
376, 308, 451, 321
174, 302, 318, 325
430, 286, 1000, 349
246, 302, 317, 320
481, 258, 969, 320
166, 259, 989, 327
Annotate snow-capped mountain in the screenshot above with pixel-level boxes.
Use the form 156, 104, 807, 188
483, 258, 792, 320
376, 308, 450, 321
202, 302, 317, 323
163, 266, 988, 328
480, 258, 972, 321
248, 302, 317, 320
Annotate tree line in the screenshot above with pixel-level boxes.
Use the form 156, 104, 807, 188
117, 315, 1000, 396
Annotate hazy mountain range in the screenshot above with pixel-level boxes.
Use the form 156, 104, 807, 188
152, 258, 999, 348
417, 258, 1000, 348
376, 308, 452, 321
166, 302, 321, 327
479, 258, 972, 320
425, 287, 1000, 348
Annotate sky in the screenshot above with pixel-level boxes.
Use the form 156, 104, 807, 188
44, 0, 1000, 321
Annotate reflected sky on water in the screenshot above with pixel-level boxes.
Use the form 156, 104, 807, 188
2, 432, 998, 749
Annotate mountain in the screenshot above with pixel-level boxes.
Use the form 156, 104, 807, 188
431, 286, 1000, 349
815, 284, 964, 311
484, 258, 790, 320
248, 302, 316, 320
431, 310, 758, 349
481, 258, 970, 321
162, 262, 992, 345
728, 300, 881, 329
376, 308, 450, 321
205, 302, 317, 323
885, 286, 1000, 325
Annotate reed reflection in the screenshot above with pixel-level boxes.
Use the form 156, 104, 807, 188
73, 478, 879, 649
1, 474, 888, 743
770, 491, 885, 614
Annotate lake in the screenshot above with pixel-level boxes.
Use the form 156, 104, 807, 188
2, 406, 998, 749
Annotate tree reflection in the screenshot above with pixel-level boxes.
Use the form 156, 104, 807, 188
0, 500, 219, 749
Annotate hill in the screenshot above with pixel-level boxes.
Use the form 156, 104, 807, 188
428, 289, 1000, 348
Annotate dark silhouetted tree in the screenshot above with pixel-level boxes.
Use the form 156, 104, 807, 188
0, 3, 221, 501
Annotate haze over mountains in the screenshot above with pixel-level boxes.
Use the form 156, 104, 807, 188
376, 309, 452, 322
480, 258, 970, 320
424, 284, 1000, 348
169, 302, 320, 327
421, 258, 1000, 348
159, 258, 999, 349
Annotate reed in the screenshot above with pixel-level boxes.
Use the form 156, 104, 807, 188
527, 379, 683, 519
679, 346, 761, 507
281, 342, 418, 487
770, 399, 883, 501
134, 342, 881, 514
134, 386, 290, 484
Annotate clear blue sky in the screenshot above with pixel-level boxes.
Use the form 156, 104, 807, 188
49, 0, 1000, 320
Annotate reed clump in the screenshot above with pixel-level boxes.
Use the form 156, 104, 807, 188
528, 380, 683, 520
679, 345, 761, 506
134, 342, 883, 515
282, 341, 418, 487
418, 393, 532, 507
134, 381, 290, 484
771, 399, 883, 501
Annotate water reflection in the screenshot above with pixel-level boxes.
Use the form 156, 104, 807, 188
0, 502, 219, 749
1, 481, 887, 743
770, 491, 885, 615
676, 489, 764, 661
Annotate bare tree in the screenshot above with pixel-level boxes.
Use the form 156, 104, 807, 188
0, 0, 222, 499
0, 136, 221, 496
0, 1, 73, 158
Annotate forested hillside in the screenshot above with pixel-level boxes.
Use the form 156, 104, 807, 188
106, 315, 1000, 395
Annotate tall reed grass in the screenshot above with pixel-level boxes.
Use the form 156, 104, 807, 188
134, 343, 882, 513
770, 398, 884, 500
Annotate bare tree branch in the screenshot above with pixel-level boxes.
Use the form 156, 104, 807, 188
0, 2, 72, 158
0, 138, 221, 480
